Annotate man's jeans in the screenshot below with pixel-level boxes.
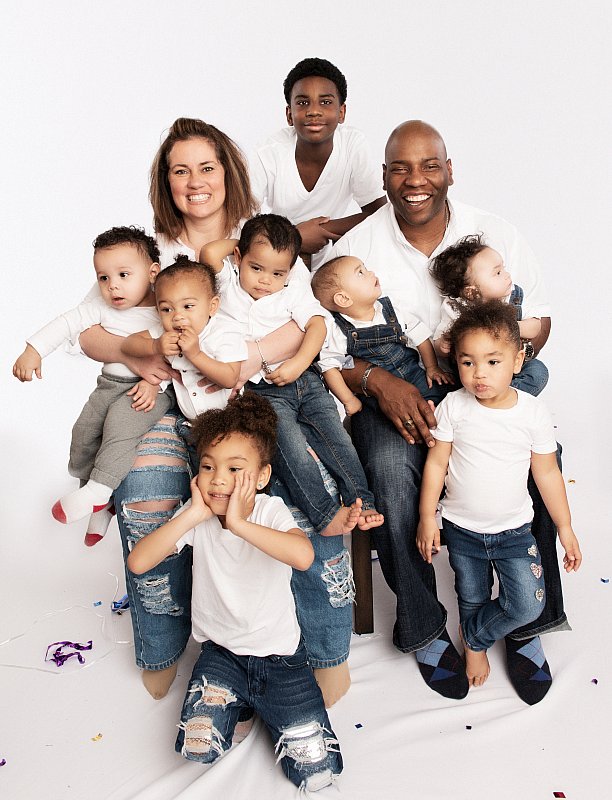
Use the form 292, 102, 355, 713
443, 519, 545, 651
351, 396, 568, 652
176, 640, 343, 790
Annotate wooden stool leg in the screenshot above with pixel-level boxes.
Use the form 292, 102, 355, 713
351, 530, 374, 634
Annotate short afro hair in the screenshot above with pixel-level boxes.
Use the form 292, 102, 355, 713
430, 234, 489, 299
449, 299, 521, 356
190, 391, 278, 466
93, 226, 160, 264
311, 256, 349, 311
283, 58, 347, 105
238, 214, 302, 265
154, 255, 218, 297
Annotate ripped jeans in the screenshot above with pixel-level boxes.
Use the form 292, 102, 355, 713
114, 413, 192, 670
177, 640, 342, 790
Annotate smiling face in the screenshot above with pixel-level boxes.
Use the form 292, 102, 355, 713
456, 328, 524, 408
156, 273, 219, 335
197, 433, 271, 519
286, 76, 346, 145
235, 237, 293, 300
383, 123, 453, 236
94, 243, 159, 309
335, 256, 381, 310
466, 247, 512, 301
167, 137, 226, 228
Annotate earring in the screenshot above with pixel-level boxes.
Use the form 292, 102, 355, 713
257, 483, 263, 489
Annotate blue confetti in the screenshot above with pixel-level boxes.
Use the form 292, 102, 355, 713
93, 601, 102, 607
601, 578, 610, 584
355, 723, 363, 729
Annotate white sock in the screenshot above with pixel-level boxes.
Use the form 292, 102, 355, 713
53, 480, 112, 524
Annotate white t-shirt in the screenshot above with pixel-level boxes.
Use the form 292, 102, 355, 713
251, 125, 383, 270
28, 296, 160, 379
318, 299, 432, 373
331, 200, 550, 337
432, 388, 557, 533
149, 314, 247, 419
176, 494, 301, 657
216, 259, 330, 383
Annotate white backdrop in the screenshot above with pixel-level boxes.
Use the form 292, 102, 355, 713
2, 2, 611, 799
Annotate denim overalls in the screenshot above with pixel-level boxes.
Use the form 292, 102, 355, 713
332, 296, 448, 404
509, 284, 549, 397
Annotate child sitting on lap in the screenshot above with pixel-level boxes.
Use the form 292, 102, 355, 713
312, 255, 453, 415
430, 234, 548, 396
12, 226, 172, 545
417, 300, 581, 698
201, 214, 384, 536
123, 257, 246, 428
127, 392, 343, 791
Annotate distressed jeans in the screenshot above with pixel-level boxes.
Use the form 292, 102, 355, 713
351, 396, 568, 652
443, 519, 545, 651
176, 640, 342, 791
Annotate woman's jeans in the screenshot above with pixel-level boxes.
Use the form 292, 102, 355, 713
351, 396, 568, 652
443, 519, 545, 651
115, 412, 352, 670
248, 368, 376, 532
176, 640, 342, 790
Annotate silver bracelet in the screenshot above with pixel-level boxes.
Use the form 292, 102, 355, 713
255, 338, 273, 374
361, 365, 375, 397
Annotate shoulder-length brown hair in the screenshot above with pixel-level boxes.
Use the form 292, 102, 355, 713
149, 118, 258, 241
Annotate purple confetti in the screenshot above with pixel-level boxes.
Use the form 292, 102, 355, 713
0, 758, 6, 767
591, 678, 599, 685
45, 640, 93, 667
355, 723, 363, 729
465, 725, 472, 730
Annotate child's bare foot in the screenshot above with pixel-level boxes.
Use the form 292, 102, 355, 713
459, 626, 490, 687
142, 663, 178, 699
321, 499, 362, 537
314, 662, 351, 708
357, 508, 384, 530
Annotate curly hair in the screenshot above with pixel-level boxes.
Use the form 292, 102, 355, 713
190, 391, 278, 465
283, 57, 347, 105
154, 255, 217, 297
237, 214, 302, 265
149, 118, 258, 241
449, 299, 521, 355
310, 255, 348, 310
93, 225, 160, 264
430, 234, 488, 299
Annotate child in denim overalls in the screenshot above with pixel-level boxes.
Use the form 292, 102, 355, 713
311, 255, 453, 416
430, 234, 549, 397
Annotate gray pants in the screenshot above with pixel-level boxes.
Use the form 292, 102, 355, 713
68, 372, 173, 490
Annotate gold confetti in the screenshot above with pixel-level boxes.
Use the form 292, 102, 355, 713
567, 479, 576, 484
91, 733, 103, 742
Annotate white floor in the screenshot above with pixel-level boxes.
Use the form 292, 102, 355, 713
2, 384, 610, 800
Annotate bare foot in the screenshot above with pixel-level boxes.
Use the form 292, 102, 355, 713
314, 662, 351, 708
459, 627, 490, 687
142, 663, 178, 699
357, 508, 384, 531
321, 499, 362, 537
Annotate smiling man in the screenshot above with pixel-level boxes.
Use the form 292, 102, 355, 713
331, 120, 566, 705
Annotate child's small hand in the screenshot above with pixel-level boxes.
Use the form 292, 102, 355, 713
225, 471, 257, 531
189, 476, 214, 523
266, 356, 307, 386
558, 524, 582, 572
157, 331, 181, 357
416, 517, 440, 563
426, 365, 454, 388
127, 380, 159, 412
344, 395, 363, 416
13, 344, 42, 382
177, 326, 200, 360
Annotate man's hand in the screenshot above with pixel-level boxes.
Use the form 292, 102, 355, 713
157, 331, 181, 358
416, 517, 441, 563
13, 344, 42, 382
373, 370, 437, 446
127, 380, 159, 412
297, 217, 340, 254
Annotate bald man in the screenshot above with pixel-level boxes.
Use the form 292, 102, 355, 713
330, 121, 565, 705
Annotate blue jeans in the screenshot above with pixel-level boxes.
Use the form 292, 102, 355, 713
176, 640, 342, 790
270, 464, 353, 669
443, 519, 545, 651
351, 396, 567, 651
248, 368, 376, 532
511, 358, 549, 397
114, 413, 193, 670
